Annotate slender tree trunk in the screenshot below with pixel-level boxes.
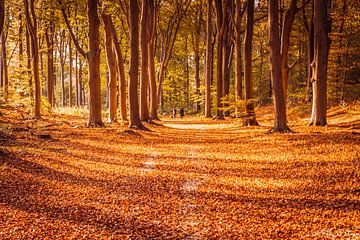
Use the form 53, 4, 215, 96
0, 0, 3, 93
280, 0, 300, 101
235, 0, 244, 104
148, 0, 158, 120
75, 46, 79, 107
109, 18, 127, 121
304, 0, 314, 102
24, 0, 41, 118
79, 59, 83, 106
140, 0, 150, 121
309, 0, 329, 126
68, 35, 73, 107
59, 32, 66, 107
45, 20, 54, 107
243, 0, 258, 126
25, 26, 33, 98
102, 12, 118, 123
1, 32, 8, 100
205, 0, 212, 118
214, 0, 224, 119
128, 0, 145, 129
269, 0, 291, 132
148, 40, 158, 120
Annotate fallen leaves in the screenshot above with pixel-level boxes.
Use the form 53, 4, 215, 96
0, 105, 359, 238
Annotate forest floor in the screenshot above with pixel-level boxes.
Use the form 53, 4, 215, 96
0, 103, 360, 239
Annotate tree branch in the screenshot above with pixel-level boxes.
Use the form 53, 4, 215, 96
57, 0, 88, 59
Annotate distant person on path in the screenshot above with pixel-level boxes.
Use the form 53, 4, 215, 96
172, 108, 177, 118
179, 107, 185, 118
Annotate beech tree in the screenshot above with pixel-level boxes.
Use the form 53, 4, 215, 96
59, 0, 104, 127
309, 0, 330, 126
268, 0, 291, 132
128, 0, 145, 129
140, 0, 150, 121
24, 0, 41, 118
102, 6, 118, 123
243, 0, 258, 125
204, 0, 212, 118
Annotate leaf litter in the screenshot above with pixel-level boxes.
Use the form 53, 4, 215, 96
0, 105, 359, 239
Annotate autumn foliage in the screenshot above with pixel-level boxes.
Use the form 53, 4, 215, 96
0, 104, 359, 238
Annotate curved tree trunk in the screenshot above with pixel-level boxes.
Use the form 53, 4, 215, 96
24, 0, 41, 118
109, 18, 127, 121
102, 13, 118, 123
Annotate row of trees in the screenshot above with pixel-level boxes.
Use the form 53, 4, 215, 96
0, 0, 359, 131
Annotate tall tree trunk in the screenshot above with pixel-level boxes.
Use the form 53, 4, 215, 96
68, 35, 73, 107
128, 0, 145, 129
214, 0, 224, 119
280, 0, 301, 100
1, 32, 8, 100
148, 0, 158, 120
309, 0, 329, 126
204, 0, 212, 118
87, 0, 103, 126
75, 46, 79, 107
102, 12, 118, 123
303, 0, 314, 102
109, 17, 127, 121
45, 19, 54, 107
79, 59, 83, 106
235, 0, 244, 105
24, 0, 41, 118
59, 31, 66, 107
243, 0, 258, 125
140, 0, 150, 121
269, 0, 291, 132
25, 25, 33, 98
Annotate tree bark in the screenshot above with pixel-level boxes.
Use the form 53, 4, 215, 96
109, 18, 127, 121
235, 0, 244, 104
280, 0, 301, 100
87, 0, 103, 126
45, 19, 55, 107
102, 12, 118, 123
24, 0, 41, 118
204, 0, 212, 118
58, 0, 103, 126
128, 0, 145, 129
269, 0, 291, 132
140, 0, 150, 121
68, 35, 73, 107
148, 0, 159, 120
243, 0, 258, 125
214, 0, 224, 119
309, 0, 329, 126
1, 31, 8, 100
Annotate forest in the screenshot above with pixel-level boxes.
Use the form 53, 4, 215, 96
0, 0, 359, 238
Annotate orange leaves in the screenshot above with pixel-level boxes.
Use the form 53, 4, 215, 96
0, 105, 360, 238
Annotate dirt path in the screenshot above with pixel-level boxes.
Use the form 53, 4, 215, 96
1, 112, 360, 239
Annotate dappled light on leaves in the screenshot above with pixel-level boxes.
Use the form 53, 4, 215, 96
0, 105, 360, 238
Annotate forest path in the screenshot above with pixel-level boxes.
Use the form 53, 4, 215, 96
0, 109, 360, 238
